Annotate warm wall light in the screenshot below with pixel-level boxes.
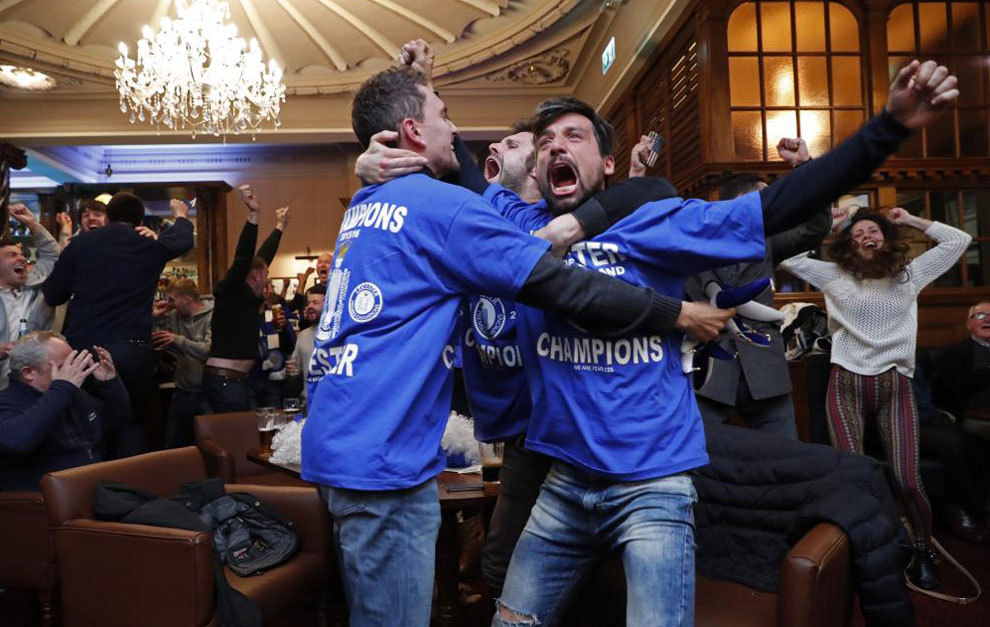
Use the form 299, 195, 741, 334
0, 65, 56, 91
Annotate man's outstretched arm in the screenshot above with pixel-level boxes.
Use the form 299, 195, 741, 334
760, 59, 958, 234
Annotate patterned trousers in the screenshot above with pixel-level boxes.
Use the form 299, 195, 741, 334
826, 365, 933, 547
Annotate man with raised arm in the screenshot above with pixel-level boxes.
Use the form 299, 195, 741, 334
203, 185, 289, 412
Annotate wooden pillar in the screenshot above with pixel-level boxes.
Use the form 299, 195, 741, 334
864, 0, 895, 115
0, 140, 28, 238
697, 1, 734, 163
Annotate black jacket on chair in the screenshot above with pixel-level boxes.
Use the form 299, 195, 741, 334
696, 424, 914, 627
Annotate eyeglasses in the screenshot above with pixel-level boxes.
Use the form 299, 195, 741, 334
971, 312, 989, 321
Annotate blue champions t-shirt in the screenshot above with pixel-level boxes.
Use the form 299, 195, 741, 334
461, 184, 551, 442
518, 192, 766, 481
302, 173, 549, 490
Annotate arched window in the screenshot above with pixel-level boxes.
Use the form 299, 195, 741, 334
887, 2, 990, 158
727, 1, 865, 161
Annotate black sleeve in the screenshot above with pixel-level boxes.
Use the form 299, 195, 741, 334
516, 252, 682, 338
768, 201, 832, 263
156, 217, 195, 259
256, 228, 283, 265
571, 177, 678, 239
225, 221, 259, 284
759, 110, 911, 235
452, 136, 489, 195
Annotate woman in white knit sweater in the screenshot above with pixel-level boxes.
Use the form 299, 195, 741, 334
780, 208, 970, 590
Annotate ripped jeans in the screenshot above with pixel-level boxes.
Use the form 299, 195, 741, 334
492, 463, 696, 627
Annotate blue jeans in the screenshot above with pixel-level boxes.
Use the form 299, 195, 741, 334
319, 479, 441, 627
493, 464, 697, 627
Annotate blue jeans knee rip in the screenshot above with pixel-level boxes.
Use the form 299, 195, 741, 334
494, 599, 540, 626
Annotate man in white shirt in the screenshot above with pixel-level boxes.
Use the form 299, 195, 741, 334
285, 284, 325, 404
0, 203, 60, 388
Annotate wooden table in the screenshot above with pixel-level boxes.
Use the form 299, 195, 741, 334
247, 451, 496, 627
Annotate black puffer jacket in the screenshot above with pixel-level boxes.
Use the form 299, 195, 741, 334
695, 424, 914, 627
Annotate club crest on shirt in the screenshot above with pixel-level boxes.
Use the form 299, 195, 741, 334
316, 241, 353, 342
348, 282, 384, 324
473, 296, 506, 340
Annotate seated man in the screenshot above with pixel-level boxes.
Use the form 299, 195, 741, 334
285, 284, 325, 405
153, 279, 213, 448
0, 332, 128, 491
924, 300, 990, 541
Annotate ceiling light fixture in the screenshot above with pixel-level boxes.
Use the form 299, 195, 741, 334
0, 65, 57, 91
115, 0, 286, 138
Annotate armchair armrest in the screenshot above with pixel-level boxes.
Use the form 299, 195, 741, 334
54, 519, 215, 627
0, 491, 53, 589
197, 437, 236, 484
226, 484, 331, 561
777, 522, 852, 627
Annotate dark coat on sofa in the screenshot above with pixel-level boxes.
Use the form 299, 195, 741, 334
695, 424, 914, 627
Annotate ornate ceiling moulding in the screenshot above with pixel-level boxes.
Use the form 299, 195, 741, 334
485, 48, 569, 85
0, 0, 583, 94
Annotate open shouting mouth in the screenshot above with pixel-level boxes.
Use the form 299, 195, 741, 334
484, 156, 501, 181
12, 263, 26, 279
549, 160, 579, 197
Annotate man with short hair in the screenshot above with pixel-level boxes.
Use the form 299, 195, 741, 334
42, 192, 194, 457
153, 279, 213, 448
494, 58, 959, 625
203, 185, 289, 412
923, 301, 990, 541
57, 199, 109, 249
285, 284, 325, 404
305, 65, 708, 627
0, 332, 127, 490
685, 157, 834, 439
0, 203, 60, 389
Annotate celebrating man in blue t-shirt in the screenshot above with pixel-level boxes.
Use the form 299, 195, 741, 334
493, 58, 960, 626
303, 65, 721, 627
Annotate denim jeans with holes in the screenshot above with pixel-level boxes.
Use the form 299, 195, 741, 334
492, 463, 697, 627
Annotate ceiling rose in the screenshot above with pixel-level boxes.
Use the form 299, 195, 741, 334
0, 64, 56, 91
114, 0, 286, 138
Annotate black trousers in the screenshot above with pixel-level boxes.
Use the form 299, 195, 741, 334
480, 434, 553, 598
920, 412, 990, 515
103, 339, 155, 458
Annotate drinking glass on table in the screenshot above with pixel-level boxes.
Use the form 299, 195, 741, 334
257, 407, 277, 456
478, 442, 505, 488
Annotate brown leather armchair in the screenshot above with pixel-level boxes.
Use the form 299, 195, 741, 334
565, 522, 852, 627
40, 447, 333, 627
195, 412, 309, 487
0, 491, 57, 627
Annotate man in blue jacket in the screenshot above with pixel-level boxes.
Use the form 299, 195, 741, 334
43, 193, 193, 457
0, 331, 129, 491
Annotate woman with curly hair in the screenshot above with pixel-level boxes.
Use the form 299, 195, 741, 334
780, 207, 970, 590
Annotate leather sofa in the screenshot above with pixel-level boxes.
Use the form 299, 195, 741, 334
40, 447, 332, 627
563, 522, 852, 627
195, 412, 309, 487
0, 491, 57, 627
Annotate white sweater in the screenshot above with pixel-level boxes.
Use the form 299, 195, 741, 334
780, 222, 971, 378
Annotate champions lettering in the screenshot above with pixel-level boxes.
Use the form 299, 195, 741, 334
340, 201, 407, 233
536, 333, 663, 366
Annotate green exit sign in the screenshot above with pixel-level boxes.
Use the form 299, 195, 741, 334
601, 37, 616, 75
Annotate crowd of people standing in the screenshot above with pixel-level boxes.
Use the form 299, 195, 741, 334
1, 34, 988, 627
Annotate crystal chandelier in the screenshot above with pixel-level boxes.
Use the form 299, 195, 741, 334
115, 0, 286, 137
